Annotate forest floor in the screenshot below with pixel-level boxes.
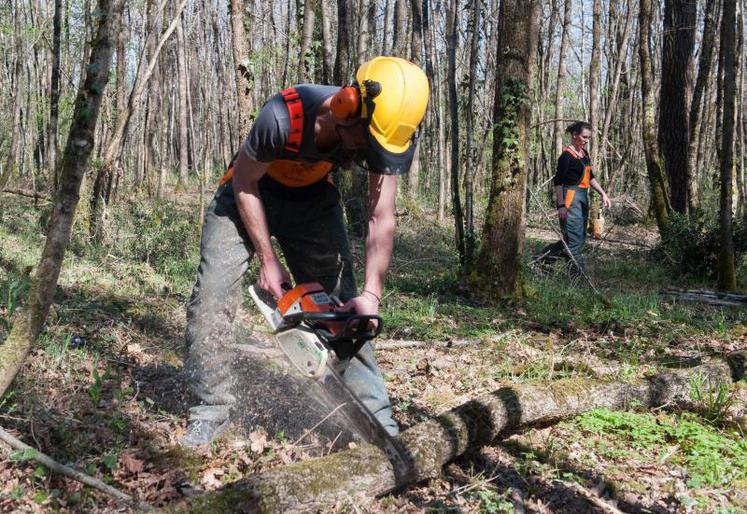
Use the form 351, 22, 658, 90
0, 189, 746, 513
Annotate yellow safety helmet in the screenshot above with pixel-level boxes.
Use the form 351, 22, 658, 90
355, 57, 430, 175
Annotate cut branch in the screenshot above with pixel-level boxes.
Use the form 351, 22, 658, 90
170, 352, 746, 514
0, 188, 50, 201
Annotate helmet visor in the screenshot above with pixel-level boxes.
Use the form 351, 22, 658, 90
353, 130, 417, 175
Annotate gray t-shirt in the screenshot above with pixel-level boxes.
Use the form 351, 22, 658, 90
242, 84, 348, 167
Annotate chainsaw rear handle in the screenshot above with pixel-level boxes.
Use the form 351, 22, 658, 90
284, 312, 383, 360
304, 312, 382, 337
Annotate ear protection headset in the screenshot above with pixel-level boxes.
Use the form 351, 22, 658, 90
330, 80, 382, 122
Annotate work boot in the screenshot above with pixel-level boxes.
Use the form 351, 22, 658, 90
179, 418, 230, 448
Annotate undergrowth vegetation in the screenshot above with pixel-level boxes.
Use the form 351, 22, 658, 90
0, 193, 745, 512
656, 212, 747, 281
572, 408, 747, 489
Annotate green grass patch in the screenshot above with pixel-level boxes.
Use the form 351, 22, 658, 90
572, 408, 747, 488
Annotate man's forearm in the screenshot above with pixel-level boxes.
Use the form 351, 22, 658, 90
363, 213, 395, 297
363, 174, 398, 297
234, 181, 275, 263
232, 152, 276, 265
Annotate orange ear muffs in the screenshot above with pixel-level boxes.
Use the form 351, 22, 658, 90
331, 85, 361, 121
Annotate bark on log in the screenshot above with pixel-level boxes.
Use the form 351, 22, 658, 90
169, 352, 746, 514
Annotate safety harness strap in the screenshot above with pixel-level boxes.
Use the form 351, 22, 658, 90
218, 87, 305, 186
281, 87, 303, 153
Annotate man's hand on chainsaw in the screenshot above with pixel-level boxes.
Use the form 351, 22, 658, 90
258, 257, 291, 299
340, 293, 380, 327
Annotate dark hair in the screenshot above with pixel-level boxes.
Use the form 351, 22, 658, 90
566, 121, 592, 135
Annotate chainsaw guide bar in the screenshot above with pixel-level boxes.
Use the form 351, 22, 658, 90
248, 283, 413, 481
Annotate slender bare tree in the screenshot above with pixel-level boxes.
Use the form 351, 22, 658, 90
718, 0, 737, 291
639, 0, 671, 233
0, 0, 124, 397
230, 0, 253, 136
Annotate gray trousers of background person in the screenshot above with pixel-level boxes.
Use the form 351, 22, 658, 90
563, 186, 589, 269
184, 179, 398, 435
538, 186, 589, 270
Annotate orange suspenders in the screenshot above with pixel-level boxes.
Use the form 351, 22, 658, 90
280, 87, 303, 153
563, 146, 592, 208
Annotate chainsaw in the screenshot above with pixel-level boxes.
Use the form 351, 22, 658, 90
249, 282, 411, 479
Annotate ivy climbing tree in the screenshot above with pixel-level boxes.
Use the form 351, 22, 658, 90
470, 0, 540, 298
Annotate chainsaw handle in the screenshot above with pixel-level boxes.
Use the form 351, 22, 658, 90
301, 311, 368, 322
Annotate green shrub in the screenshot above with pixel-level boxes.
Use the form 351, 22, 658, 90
655, 212, 747, 279
111, 200, 200, 278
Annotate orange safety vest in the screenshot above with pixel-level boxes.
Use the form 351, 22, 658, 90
562, 145, 592, 209
219, 87, 334, 187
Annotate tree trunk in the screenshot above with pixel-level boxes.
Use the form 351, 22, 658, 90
175, 9, 189, 191
471, 0, 539, 297
333, 0, 351, 85
319, 0, 334, 83
298, 0, 315, 82
686, 0, 719, 216
230, 0, 254, 137
357, 0, 369, 64
463, 0, 480, 268
588, 0, 602, 166
659, 0, 696, 214
48, 0, 63, 191
552, 0, 571, 163
738, 0, 746, 220
392, 0, 407, 56
639, 0, 671, 233
0, 0, 122, 398
717, 0, 737, 291
382, 0, 392, 55
172, 352, 747, 514
447, 0, 465, 266
407, 0, 424, 199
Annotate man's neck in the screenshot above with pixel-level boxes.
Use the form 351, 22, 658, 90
314, 99, 341, 153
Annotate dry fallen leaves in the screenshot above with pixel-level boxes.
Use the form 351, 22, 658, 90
119, 452, 145, 475
248, 430, 268, 454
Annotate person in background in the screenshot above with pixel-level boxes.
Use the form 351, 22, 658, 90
539, 121, 611, 272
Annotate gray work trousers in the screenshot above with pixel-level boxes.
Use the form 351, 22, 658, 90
539, 186, 589, 271
184, 178, 398, 435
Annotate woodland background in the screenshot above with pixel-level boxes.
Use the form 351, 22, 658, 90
0, 0, 745, 288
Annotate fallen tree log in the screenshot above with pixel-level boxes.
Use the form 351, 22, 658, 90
171, 352, 746, 514
0, 188, 50, 201
661, 287, 747, 307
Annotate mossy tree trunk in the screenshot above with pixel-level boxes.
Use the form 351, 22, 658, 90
172, 352, 746, 514
0, 0, 123, 397
638, 0, 670, 234
470, 0, 540, 297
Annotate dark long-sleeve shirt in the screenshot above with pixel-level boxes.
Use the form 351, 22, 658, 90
553, 148, 594, 186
